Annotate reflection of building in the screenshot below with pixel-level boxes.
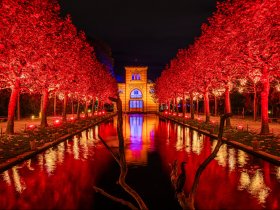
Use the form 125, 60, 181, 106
119, 114, 158, 165
118, 66, 158, 112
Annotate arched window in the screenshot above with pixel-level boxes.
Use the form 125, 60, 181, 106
132, 74, 135, 80
136, 74, 141, 80
130, 88, 142, 98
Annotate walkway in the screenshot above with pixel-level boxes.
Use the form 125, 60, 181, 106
181, 113, 280, 137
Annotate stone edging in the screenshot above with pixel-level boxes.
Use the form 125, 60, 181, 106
0, 114, 116, 173
158, 114, 280, 165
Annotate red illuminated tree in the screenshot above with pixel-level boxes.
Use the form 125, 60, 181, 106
0, 0, 59, 133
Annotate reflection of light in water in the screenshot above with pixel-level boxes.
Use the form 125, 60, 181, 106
249, 170, 270, 204
212, 140, 227, 167
38, 154, 44, 170
57, 144, 65, 164
124, 115, 158, 165
192, 131, 203, 155
228, 148, 236, 171
185, 128, 191, 153
26, 159, 34, 171
73, 137, 79, 160
238, 170, 271, 205
94, 126, 99, 139
12, 167, 26, 193
88, 128, 93, 139
130, 116, 143, 146
276, 167, 280, 181
238, 150, 248, 167
45, 149, 57, 175
166, 122, 170, 145
80, 131, 89, 159
239, 171, 250, 190
2, 171, 11, 185
176, 126, 183, 151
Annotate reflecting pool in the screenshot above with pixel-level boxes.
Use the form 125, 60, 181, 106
0, 114, 279, 210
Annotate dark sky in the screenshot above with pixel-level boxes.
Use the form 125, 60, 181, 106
59, 0, 218, 81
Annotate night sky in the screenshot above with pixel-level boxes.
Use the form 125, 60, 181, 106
59, 0, 218, 81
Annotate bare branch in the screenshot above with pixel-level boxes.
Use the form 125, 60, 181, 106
93, 186, 138, 210
98, 134, 121, 165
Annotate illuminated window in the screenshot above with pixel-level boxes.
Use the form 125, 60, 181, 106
132, 74, 135, 80
130, 88, 142, 98
130, 100, 143, 108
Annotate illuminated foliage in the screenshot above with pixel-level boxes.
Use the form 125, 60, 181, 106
0, 0, 117, 134
155, 0, 280, 134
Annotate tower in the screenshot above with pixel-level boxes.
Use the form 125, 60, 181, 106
118, 66, 158, 112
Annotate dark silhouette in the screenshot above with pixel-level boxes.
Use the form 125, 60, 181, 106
176, 161, 187, 193
170, 113, 233, 210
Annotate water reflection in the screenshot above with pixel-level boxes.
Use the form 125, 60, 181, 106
239, 170, 271, 205
276, 167, 280, 180
122, 114, 157, 165
0, 114, 279, 210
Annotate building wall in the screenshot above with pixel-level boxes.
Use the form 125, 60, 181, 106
117, 66, 158, 112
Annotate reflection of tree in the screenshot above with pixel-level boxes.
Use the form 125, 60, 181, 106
93, 96, 147, 210
170, 113, 232, 210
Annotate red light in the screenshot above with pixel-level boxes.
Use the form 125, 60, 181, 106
53, 119, 62, 126
81, 115, 85, 118
68, 117, 75, 121
164, 111, 168, 114
173, 113, 176, 116
185, 115, 189, 118
27, 124, 36, 130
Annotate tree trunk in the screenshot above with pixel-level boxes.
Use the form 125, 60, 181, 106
17, 93, 20, 120
168, 100, 170, 112
39, 95, 43, 119
253, 84, 257, 121
85, 98, 89, 118
175, 97, 178, 115
77, 99, 80, 119
196, 99, 199, 117
62, 92, 68, 121
260, 69, 270, 134
6, 80, 20, 134
225, 85, 231, 127
72, 97, 74, 116
190, 92, 194, 119
182, 94, 186, 117
204, 91, 210, 122
41, 89, 49, 128
214, 95, 217, 116
96, 99, 99, 111
53, 92, 57, 117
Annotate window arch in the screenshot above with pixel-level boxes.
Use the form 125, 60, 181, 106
132, 74, 135, 80
130, 88, 142, 98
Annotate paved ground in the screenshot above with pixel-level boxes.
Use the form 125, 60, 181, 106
1, 113, 279, 137
177, 113, 280, 138
0, 114, 76, 134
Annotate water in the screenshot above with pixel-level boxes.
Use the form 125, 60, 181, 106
0, 114, 279, 210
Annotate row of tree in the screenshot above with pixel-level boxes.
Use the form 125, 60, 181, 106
0, 0, 118, 134
155, 0, 280, 134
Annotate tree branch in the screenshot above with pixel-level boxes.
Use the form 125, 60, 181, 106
93, 186, 138, 210
98, 134, 120, 165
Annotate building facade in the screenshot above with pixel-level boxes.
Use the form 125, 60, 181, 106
118, 66, 158, 112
